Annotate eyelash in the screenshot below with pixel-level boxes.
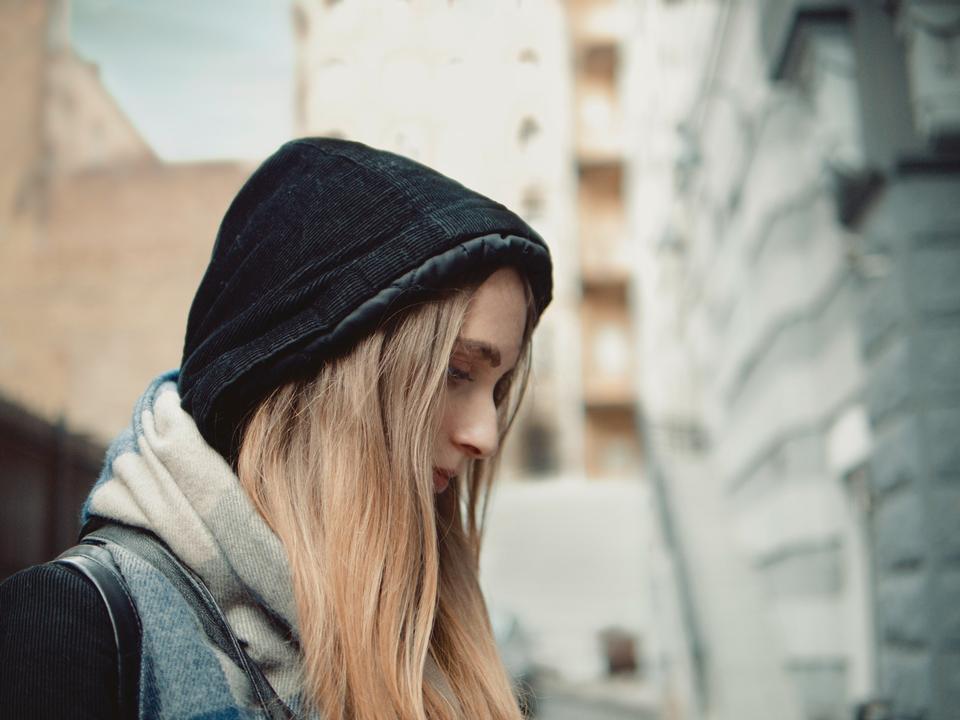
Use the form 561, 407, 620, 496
447, 364, 512, 404
493, 379, 510, 405
447, 365, 474, 383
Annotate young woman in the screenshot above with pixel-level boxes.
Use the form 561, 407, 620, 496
0, 138, 552, 720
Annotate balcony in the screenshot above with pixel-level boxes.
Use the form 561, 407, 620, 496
580, 282, 634, 407
576, 84, 625, 161
568, 0, 629, 46
577, 161, 630, 283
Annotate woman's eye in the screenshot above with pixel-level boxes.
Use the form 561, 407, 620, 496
447, 365, 473, 383
493, 377, 510, 405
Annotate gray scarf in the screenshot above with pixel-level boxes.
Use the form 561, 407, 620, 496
83, 370, 311, 719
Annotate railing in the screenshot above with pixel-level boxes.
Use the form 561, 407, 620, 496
0, 396, 104, 581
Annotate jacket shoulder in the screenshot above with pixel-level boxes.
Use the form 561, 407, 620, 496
0, 562, 120, 719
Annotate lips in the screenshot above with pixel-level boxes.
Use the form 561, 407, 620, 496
433, 467, 454, 494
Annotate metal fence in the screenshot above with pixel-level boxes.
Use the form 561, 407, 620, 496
0, 396, 104, 581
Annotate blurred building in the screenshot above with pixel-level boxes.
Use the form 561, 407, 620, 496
0, 0, 251, 440
630, 2, 960, 720
570, 0, 644, 480
0, 0, 251, 571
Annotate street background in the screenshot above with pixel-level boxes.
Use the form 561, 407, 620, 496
2, 1, 959, 719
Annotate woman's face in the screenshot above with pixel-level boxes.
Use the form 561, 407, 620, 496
433, 267, 527, 493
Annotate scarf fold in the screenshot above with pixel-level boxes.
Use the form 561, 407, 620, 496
83, 370, 311, 718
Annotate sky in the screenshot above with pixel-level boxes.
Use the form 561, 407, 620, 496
72, 0, 294, 162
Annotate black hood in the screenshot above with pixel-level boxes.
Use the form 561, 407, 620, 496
178, 137, 553, 463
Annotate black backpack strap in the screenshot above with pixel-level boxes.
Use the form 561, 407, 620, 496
84, 523, 295, 720
53, 542, 142, 720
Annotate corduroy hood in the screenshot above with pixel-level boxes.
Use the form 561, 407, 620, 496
178, 137, 553, 462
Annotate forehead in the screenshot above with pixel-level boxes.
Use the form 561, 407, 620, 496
457, 268, 527, 367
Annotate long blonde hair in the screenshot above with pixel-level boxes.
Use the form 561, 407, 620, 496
237, 280, 533, 720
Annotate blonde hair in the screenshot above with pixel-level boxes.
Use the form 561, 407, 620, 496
237, 279, 533, 720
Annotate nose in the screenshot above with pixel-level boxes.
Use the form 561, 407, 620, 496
450, 398, 499, 460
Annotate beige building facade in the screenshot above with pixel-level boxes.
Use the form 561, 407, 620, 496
0, 0, 252, 441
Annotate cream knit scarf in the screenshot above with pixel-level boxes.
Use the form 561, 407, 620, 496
82, 370, 311, 719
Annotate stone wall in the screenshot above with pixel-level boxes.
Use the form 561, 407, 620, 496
860, 174, 960, 719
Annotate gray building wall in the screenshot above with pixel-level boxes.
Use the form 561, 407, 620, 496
833, 2, 959, 717
631, 1, 960, 719
861, 173, 960, 719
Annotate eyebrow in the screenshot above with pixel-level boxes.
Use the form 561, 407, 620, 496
454, 338, 501, 368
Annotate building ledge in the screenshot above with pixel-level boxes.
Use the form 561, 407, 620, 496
761, 1, 851, 81
895, 153, 960, 177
